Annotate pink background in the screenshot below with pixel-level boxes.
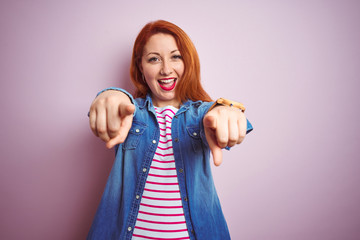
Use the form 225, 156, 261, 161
1, 0, 359, 239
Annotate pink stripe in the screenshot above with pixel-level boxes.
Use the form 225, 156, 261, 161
151, 166, 176, 170
159, 127, 172, 131
132, 234, 189, 240
144, 188, 180, 193
160, 133, 172, 137
159, 139, 172, 144
155, 152, 174, 157
157, 146, 173, 150
156, 108, 176, 115
140, 203, 182, 208
157, 114, 173, 119
158, 120, 172, 125
139, 210, 183, 215
152, 159, 175, 163
137, 218, 186, 224
146, 181, 178, 185
135, 226, 187, 233
148, 173, 177, 178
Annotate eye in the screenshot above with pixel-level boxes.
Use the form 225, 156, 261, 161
148, 57, 160, 62
172, 54, 182, 60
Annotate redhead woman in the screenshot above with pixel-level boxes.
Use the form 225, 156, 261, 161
87, 20, 253, 240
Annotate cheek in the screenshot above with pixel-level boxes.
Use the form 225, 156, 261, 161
143, 67, 156, 80
177, 63, 185, 78
171, 61, 184, 77
144, 63, 161, 77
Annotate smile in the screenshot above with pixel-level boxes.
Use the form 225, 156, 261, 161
158, 78, 177, 91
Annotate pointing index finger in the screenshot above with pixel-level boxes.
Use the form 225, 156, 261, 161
204, 114, 223, 166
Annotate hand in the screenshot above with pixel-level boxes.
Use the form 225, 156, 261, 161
203, 106, 247, 166
89, 90, 135, 149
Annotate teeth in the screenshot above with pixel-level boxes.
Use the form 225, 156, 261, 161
159, 79, 175, 84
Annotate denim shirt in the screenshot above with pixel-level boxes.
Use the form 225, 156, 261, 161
87, 88, 253, 240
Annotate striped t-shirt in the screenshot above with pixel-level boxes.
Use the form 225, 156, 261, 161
132, 106, 190, 240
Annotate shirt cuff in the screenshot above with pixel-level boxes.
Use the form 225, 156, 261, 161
96, 87, 135, 105
246, 119, 253, 134
87, 87, 136, 117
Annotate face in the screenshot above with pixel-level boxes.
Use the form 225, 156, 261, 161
141, 33, 184, 108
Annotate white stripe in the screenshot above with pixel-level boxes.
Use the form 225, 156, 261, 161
149, 161, 176, 169
141, 197, 183, 207
153, 155, 175, 161
153, 147, 174, 155
146, 175, 178, 183
139, 205, 185, 215
144, 183, 180, 191
136, 212, 187, 223
149, 168, 177, 175
136, 221, 187, 230
142, 190, 182, 199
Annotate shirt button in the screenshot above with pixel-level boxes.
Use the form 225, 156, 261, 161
175, 116, 178, 119
174, 138, 179, 142
127, 227, 132, 231
143, 168, 147, 172
152, 140, 156, 144
193, 132, 197, 136
191, 230, 195, 234
184, 196, 188, 201
136, 195, 140, 199
179, 168, 183, 173
135, 129, 140, 133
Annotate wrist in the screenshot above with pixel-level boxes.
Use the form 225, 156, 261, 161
209, 98, 245, 112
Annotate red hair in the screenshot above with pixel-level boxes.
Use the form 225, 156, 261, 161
130, 20, 212, 103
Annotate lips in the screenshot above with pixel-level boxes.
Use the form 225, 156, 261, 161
158, 78, 177, 91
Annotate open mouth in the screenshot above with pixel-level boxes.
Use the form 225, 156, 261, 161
158, 78, 177, 91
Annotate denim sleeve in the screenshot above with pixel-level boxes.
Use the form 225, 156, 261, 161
246, 118, 253, 134
199, 101, 214, 149
94, 87, 137, 116
96, 87, 135, 103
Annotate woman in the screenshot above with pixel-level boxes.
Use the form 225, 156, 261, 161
88, 20, 253, 240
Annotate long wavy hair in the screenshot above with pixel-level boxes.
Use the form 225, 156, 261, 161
130, 20, 212, 103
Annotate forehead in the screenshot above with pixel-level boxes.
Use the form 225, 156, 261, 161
143, 33, 178, 54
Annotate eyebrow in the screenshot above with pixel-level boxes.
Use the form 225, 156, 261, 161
146, 49, 180, 56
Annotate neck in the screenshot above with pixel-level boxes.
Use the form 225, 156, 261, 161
152, 98, 180, 109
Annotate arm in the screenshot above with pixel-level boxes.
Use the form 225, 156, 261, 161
89, 88, 135, 149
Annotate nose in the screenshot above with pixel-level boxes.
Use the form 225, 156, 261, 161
160, 59, 173, 76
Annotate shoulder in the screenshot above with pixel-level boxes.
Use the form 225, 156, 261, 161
184, 100, 214, 116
